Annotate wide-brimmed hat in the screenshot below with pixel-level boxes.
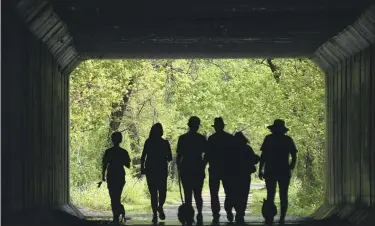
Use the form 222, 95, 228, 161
212, 117, 225, 127
267, 119, 289, 132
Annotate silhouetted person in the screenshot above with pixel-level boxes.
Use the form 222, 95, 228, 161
204, 117, 236, 223
102, 132, 131, 223
176, 116, 207, 224
258, 119, 298, 225
232, 132, 260, 223
141, 123, 172, 223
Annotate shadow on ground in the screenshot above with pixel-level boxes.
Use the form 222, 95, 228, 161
2, 209, 359, 226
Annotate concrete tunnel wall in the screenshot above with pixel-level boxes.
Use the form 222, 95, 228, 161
2, 7, 70, 216
325, 46, 375, 206
312, 6, 375, 223
1, 1, 375, 223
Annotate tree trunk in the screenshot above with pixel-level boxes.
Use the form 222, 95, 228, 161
266, 58, 281, 83
107, 78, 135, 146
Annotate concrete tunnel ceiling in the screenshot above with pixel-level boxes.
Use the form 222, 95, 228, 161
47, 0, 373, 59
15, 0, 374, 75
3, 0, 375, 223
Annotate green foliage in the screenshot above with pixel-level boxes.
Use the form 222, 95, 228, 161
69, 58, 325, 215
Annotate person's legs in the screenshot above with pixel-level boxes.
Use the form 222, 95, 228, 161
222, 175, 235, 222
193, 174, 204, 213
193, 172, 204, 224
264, 177, 277, 224
278, 176, 291, 224
235, 175, 250, 222
209, 170, 221, 221
146, 173, 158, 221
158, 173, 168, 208
181, 173, 193, 207
108, 180, 124, 223
157, 172, 168, 220
265, 178, 277, 204
107, 184, 117, 222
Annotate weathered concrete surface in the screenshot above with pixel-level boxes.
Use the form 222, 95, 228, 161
2, 1, 375, 225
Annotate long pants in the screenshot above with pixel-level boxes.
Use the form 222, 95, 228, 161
146, 172, 168, 215
265, 176, 291, 219
209, 170, 235, 216
222, 176, 236, 214
233, 175, 251, 217
209, 170, 222, 216
220, 174, 251, 217
107, 179, 125, 220
181, 172, 204, 213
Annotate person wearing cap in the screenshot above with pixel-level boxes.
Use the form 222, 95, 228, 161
258, 119, 298, 225
204, 117, 237, 223
176, 116, 208, 224
101, 132, 131, 223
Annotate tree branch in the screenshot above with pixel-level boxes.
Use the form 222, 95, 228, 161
204, 59, 231, 81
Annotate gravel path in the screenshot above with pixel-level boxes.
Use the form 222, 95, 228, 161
80, 182, 266, 220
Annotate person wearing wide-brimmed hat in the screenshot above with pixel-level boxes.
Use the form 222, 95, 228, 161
258, 119, 298, 225
203, 117, 237, 224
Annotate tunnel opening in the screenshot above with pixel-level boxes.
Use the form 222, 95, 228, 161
2, 1, 375, 225
68, 58, 326, 220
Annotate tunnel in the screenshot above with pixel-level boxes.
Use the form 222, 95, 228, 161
2, 0, 375, 225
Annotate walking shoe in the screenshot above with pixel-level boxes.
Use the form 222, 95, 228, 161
212, 213, 220, 224
226, 211, 234, 222
235, 214, 245, 224
157, 206, 166, 220
265, 217, 274, 225
196, 213, 203, 225
113, 214, 120, 224
152, 214, 158, 224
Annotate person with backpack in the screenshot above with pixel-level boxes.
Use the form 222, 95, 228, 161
101, 132, 131, 223
232, 132, 260, 223
258, 119, 298, 225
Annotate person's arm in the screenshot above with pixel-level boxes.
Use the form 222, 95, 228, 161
124, 151, 131, 169
258, 137, 268, 180
289, 137, 298, 170
201, 136, 209, 170
249, 146, 260, 164
101, 150, 109, 181
203, 136, 211, 168
140, 141, 148, 174
176, 137, 183, 168
166, 140, 172, 162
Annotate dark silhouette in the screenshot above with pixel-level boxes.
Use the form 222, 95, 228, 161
176, 116, 207, 225
177, 165, 195, 226
141, 123, 173, 223
204, 117, 236, 223
258, 119, 298, 225
101, 132, 131, 223
232, 132, 260, 223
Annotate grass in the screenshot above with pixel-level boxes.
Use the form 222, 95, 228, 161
248, 178, 321, 216
71, 176, 182, 214
72, 176, 322, 217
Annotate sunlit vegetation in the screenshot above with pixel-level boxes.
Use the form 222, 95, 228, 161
69, 59, 325, 216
